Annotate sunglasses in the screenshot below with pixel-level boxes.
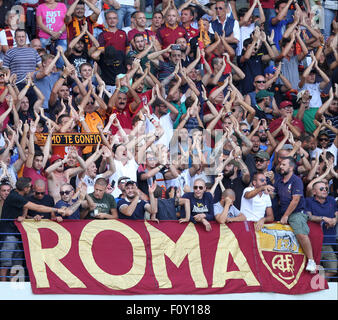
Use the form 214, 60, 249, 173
0, 74, 4, 77
255, 158, 266, 163
319, 138, 329, 142
259, 178, 266, 182
60, 190, 72, 195
255, 80, 266, 84
242, 129, 250, 133
194, 186, 204, 190
216, 7, 224, 10
35, 191, 44, 196
319, 187, 328, 191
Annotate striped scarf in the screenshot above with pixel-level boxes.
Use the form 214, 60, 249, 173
4, 27, 14, 48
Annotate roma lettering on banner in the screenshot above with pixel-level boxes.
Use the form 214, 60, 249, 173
15, 220, 328, 295
35, 133, 104, 146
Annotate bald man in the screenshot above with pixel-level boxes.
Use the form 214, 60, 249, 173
23, 179, 56, 221
214, 189, 246, 224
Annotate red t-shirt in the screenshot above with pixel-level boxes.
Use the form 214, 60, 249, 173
23, 166, 48, 193
184, 25, 199, 41
208, 54, 232, 78
269, 117, 305, 142
111, 106, 133, 135
249, 0, 275, 9
98, 29, 128, 52
203, 102, 224, 130
127, 90, 154, 119
127, 28, 157, 45
157, 24, 188, 49
0, 98, 10, 131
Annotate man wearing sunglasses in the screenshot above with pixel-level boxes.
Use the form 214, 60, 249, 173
240, 172, 274, 231
305, 181, 338, 278
55, 183, 89, 220
182, 178, 214, 232
313, 131, 338, 167
24, 179, 55, 221
209, 0, 240, 49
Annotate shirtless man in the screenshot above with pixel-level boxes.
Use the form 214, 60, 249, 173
45, 148, 86, 202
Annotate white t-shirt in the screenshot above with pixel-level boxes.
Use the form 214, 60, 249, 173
302, 83, 322, 109
146, 113, 174, 148
313, 143, 337, 166
85, 0, 105, 25
109, 158, 139, 198
214, 202, 240, 218
165, 168, 192, 195
237, 23, 255, 56
240, 186, 272, 222
76, 173, 104, 194
0, 29, 30, 47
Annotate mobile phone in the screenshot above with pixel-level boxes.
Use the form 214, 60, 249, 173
171, 44, 181, 50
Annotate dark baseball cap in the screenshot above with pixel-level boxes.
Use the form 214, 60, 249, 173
255, 150, 270, 160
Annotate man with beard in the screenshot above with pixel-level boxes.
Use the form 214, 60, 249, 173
127, 33, 156, 70
253, 150, 275, 185
48, 65, 74, 119
249, 119, 277, 156
65, 37, 93, 77
127, 11, 160, 51
213, 157, 250, 210
108, 81, 141, 135
240, 172, 274, 231
117, 180, 157, 220
65, 0, 100, 48
300, 133, 317, 160
274, 156, 317, 273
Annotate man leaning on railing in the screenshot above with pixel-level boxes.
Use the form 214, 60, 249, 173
0, 177, 69, 281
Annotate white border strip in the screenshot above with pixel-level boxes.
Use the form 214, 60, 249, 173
1, 283, 337, 300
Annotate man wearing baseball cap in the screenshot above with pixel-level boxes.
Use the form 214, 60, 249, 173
253, 150, 275, 185
269, 100, 305, 142
253, 89, 275, 122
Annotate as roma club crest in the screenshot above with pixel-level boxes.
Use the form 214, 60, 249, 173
256, 223, 306, 289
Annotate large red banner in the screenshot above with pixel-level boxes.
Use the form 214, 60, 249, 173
15, 220, 328, 295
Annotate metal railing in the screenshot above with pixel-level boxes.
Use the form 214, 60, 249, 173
0, 219, 337, 282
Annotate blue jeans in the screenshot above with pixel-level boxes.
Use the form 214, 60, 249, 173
40, 38, 68, 69
116, 5, 136, 29
324, 8, 336, 40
